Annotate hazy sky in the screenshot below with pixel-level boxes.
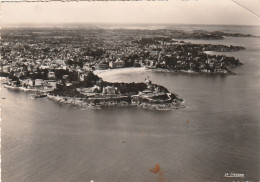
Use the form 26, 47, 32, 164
1, 0, 260, 26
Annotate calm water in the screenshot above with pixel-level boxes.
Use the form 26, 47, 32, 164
1, 27, 260, 182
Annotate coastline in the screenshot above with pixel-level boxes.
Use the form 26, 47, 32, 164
47, 94, 185, 111
2, 83, 184, 111
3, 84, 47, 93
93, 66, 237, 78
146, 68, 236, 75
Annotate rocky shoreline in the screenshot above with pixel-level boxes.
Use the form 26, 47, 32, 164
2, 83, 185, 111
4, 84, 47, 93
47, 94, 185, 111
146, 67, 237, 75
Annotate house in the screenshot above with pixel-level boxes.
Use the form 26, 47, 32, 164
21, 79, 34, 87
35, 79, 44, 86
65, 82, 73, 87
2, 65, 10, 73
145, 59, 156, 67
79, 85, 100, 96
78, 73, 86, 82
83, 63, 93, 71
14, 72, 21, 78
54, 59, 66, 65
114, 58, 125, 68
109, 61, 115, 68
63, 75, 69, 80
44, 80, 57, 91
95, 63, 109, 70
102, 86, 116, 95
40, 65, 50, 70
48, 71, 55, 79
28, 79, 34, 87
48, 80, 57, 89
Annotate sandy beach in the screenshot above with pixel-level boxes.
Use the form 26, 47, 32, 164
94, 67, 146, 82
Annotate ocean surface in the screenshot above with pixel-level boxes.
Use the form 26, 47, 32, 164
1, 25, 260, 182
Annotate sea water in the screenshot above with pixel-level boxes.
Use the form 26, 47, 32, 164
1, 25, 260, 182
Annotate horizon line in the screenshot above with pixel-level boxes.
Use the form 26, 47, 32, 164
2, 22, 260, 27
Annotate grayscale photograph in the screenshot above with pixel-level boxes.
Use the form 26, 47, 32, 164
0, 0, 260, 181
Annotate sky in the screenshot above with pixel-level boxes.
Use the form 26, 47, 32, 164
1, 0, 260, 26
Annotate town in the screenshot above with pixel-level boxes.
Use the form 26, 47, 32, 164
0, 27, 246, 109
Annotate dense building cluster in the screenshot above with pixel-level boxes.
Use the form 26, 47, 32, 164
0, 28, 244, 94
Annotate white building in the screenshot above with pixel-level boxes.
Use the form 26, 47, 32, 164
35, 79, 44, 86
3, 65, 10, 73
102, 86, 116, 95
21, 79, 34, 87
44, 80, 57, 91
109, 58, 125, 68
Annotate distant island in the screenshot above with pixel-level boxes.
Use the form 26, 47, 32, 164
112, 29, 254, 40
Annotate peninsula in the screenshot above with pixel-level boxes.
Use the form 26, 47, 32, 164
2, 72, 184, 110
